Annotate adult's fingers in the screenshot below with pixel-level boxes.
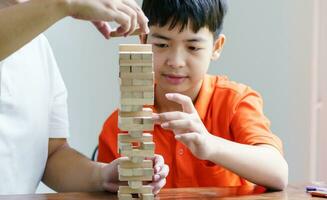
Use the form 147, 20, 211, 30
92, 21, 112, 39
122, 0, 149, 33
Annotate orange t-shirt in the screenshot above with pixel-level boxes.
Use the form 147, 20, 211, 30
97, 75, 283, 188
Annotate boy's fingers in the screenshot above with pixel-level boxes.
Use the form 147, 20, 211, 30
161, 119, 199, 132
165, 93, 196, 114
154, 111, 188, 123
175, 132, 199, 145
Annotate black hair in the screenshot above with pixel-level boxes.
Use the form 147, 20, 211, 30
142, 0, 228, 38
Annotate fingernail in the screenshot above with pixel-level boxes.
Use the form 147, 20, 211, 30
165, 93, 173, 98
161, 123, 168, 128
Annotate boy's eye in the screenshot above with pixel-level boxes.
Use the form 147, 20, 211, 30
154, 43, 169, 48
188, 46, 201, 51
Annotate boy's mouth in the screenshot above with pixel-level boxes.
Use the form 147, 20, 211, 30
162, 73, 188, 85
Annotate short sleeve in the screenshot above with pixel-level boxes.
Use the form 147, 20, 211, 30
230, 87, 283, 153
40, 35, 69, 138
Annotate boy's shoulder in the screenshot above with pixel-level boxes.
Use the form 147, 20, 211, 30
208, 74, 255, 96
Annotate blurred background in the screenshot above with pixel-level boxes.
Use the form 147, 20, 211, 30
38, 0, 326, 192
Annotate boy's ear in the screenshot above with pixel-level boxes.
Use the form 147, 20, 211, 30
211, 34, 226, 60
139, 34, 148, 44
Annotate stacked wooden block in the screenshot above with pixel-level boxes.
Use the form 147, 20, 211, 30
118, 44, 155, 200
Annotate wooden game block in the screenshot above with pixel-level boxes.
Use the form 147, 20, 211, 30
143, 92, 154, 98
119, 116, 152, 125
120, 78, 133, 86
119, 52, 131, 60
128, 131, 143, 138
119, 44, 152, 52
142, 194, 154, 200
131, 66, 142, 72
118, 133, 152, 143
120, 85, 153, 92
119, 159, 153, 169
118, 186, 152, 194
128, 181, 142, 189
141, 142, 155, 150
119, 107, 152, 118
119, 142, 133, 151
120, 149, 154, 157
120, 105, 143, 112
120, 66, 131, 72
132, 79, 153, 86
141, 53, 152, 60
117, 193, 132, 200
142, 66, 153, 72
131, 53, 142, 60
118, 167, 134, 176
119, 59, 152, 67
121, 98, 154, 106
120, 72, 154, 80
130, 157, 144, 163
121, 92, 132, 98
119, 174, 152, 181
118, 123, 153, 131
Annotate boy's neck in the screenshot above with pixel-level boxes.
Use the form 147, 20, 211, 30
154, 81, 203, 113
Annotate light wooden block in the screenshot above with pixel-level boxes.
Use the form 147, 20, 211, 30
118, 167, 134, 176
119, 107, 152, 118
120, 149, 154, 157
143, 92, 154, 98
128, 181, 142, 189
119, 44, 152, 52
120, 105, 143, 112
118, 133, 153, 143
142, 66, 153, 72
118, 193, 132, 200
119, 159, 153, 168
121, 98, 154, 106
119, 174, 152, 181
141, 53, 153, 60
132, 79, 153, 86
141, 142, 155, 150
118, 186, 152, 194
131, 157, 144, 163
142, 194, 154, 200
120, 66, 131, 72
120, 79, 132, 86
132, 66, 142, 72
119, 52, 131, 60
128, 131, 143, 138
119, 142, 133, 151
121, 85, 153, 92
120, 59, 152, 67
118, 123, 153, 131
120, 72, 154, 80
131, 53, 142, 60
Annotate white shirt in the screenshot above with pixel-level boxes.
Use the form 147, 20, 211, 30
0, 34, 69, 194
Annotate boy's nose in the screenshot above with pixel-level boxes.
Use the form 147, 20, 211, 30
166, 49, 186, 68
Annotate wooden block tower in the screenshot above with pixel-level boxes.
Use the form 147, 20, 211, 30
118, 44, 155, 200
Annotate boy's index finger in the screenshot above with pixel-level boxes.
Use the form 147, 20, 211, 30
165, 93, 197, 114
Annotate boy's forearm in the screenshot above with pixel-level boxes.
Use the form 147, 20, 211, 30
0, 0, 68, 60
206, 135, 288, 190
42, 145, 104, 192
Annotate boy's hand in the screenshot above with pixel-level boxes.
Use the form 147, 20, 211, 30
153, 93, 214, 160
100, 155, 168, 194
66, 0, 149, 38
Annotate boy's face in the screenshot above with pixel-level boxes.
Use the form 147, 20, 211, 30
144, 24, 224, 95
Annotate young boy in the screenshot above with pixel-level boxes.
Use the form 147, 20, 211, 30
98, 0, 288, 190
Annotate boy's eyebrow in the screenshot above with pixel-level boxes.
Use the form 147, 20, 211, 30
151, 33, 207, 42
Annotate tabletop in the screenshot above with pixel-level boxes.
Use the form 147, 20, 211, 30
0, 184, 320, 200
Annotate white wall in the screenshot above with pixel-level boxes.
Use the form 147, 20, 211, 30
40, 0, 320, 192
